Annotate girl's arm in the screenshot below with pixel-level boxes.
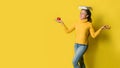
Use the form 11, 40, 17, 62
56, 19, 75, 33
89, 23, 110, 38
60, 22, 75, 33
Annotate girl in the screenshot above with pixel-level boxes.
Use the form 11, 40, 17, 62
56, 6, 110, 68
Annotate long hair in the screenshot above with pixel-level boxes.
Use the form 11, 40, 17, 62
82, 9, 92, 22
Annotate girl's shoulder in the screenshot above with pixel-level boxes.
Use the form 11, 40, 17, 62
86, 22, 93, 28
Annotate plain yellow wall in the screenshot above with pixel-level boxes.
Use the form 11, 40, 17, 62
0, 0, 120, 68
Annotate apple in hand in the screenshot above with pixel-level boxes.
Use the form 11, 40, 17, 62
57, 17, 61, 20
56, 17, 62, 23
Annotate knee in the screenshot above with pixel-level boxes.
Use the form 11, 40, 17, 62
72, 59, 77, 66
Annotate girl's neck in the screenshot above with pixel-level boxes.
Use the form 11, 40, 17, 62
80, 19, 88, 23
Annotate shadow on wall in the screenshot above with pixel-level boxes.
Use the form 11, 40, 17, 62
84, 14, 111, 68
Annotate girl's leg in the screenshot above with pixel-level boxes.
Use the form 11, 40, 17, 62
72, 44, 88, 68
79, 56, 85, 68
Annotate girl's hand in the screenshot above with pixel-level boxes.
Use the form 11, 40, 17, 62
56, 17, 63, 23
101, 25, 111, 30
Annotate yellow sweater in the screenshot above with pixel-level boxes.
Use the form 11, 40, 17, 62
61, 19, 102, 45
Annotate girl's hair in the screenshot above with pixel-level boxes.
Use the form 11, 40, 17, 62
82, 9, 92, 22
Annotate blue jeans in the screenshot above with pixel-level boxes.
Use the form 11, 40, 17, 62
72, 43, 88, 68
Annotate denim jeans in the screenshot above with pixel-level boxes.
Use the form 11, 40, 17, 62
72, 43, 88, 68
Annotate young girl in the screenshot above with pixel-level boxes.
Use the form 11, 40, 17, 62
56, 6, 110, 68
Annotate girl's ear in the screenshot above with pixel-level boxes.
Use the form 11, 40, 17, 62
86, 15, 89, 18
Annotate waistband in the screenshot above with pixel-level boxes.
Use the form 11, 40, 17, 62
75, 43, 88, 46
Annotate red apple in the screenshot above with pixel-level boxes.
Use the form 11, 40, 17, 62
57, 17, 61, 20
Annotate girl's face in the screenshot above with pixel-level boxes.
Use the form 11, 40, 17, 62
80, 10, 88, 20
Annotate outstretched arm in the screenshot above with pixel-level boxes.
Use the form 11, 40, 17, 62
61, 21, 75, 33
56, 19, 75, 33
89, 23, 110, 38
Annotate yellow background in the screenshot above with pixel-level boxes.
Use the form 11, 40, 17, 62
0, 0, 120, 68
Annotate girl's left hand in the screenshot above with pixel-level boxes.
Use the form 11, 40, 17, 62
101, 25, 111, 30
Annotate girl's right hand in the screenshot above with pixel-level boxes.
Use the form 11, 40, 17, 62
56, 17, 63, 23
56, 19, 63, 23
